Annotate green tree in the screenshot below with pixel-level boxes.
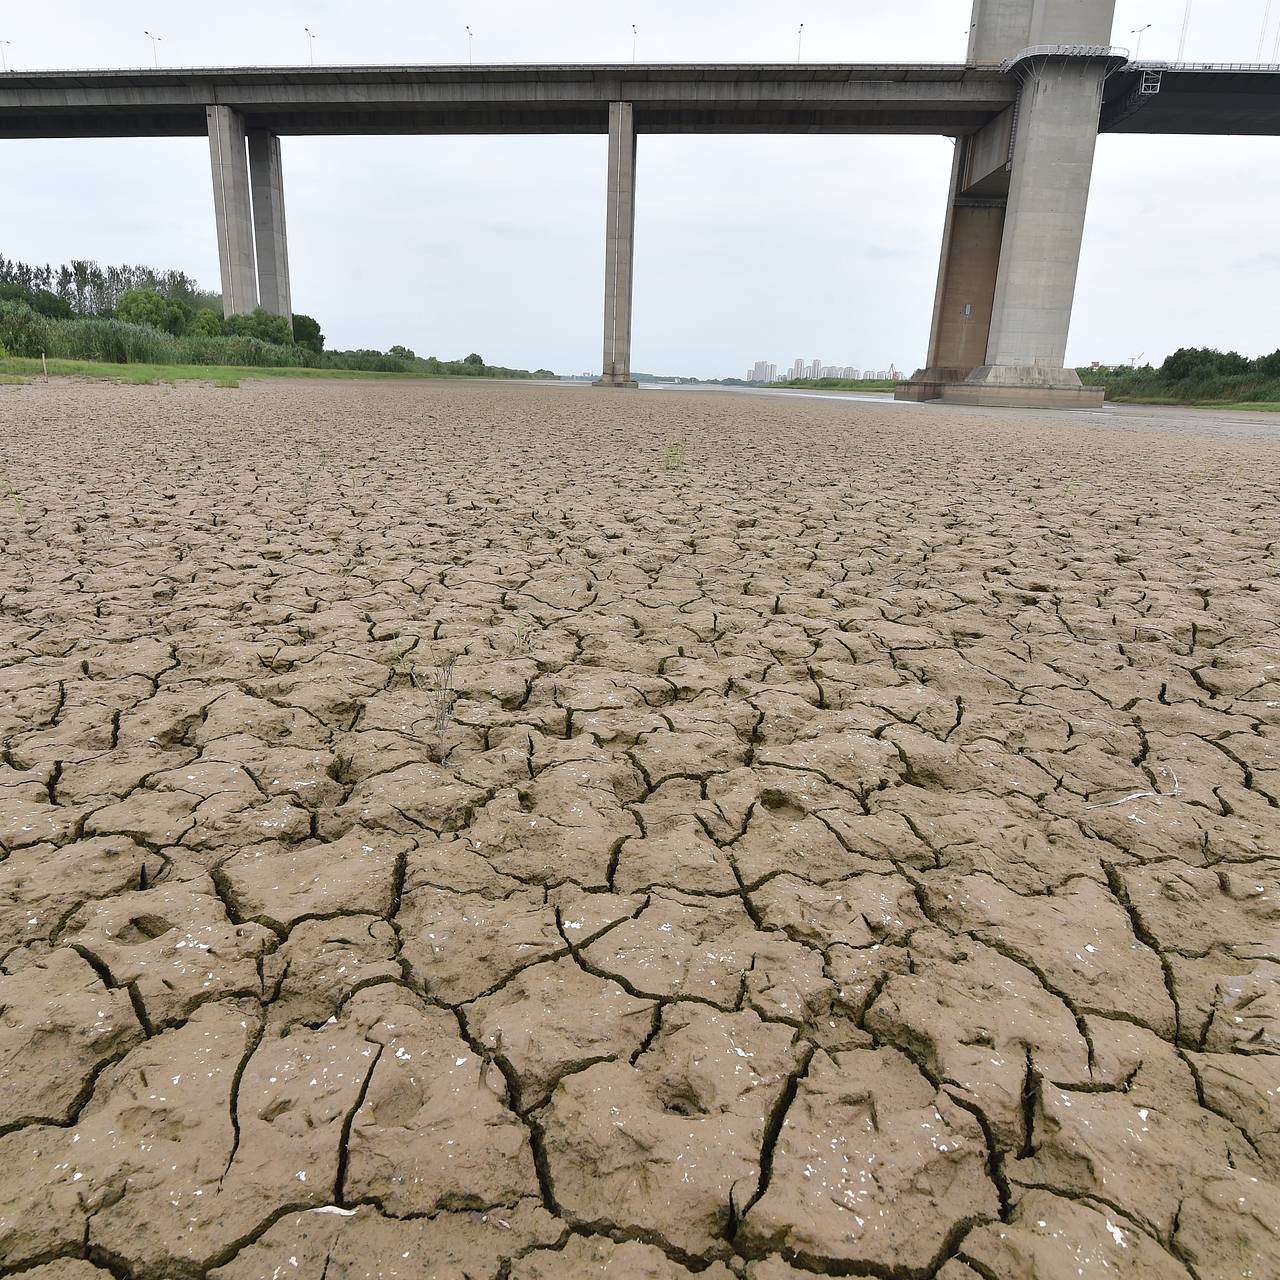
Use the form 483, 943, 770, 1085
1160, 347, 1249, 382
388, 344, 416, 360
463, 352, 484, 368
1252, 350, 1280, 377
292, 313, 324, 353
190, 308, 225, 337
0, 283, 72, 318
116, 288, 191, 335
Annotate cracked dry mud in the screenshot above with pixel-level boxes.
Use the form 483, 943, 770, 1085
0, 377, 1277, 1280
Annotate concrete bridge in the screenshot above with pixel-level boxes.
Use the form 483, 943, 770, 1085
1, 0, 1277, 406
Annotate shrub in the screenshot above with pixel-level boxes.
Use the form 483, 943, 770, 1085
226, 308, 294, 346
0, 301, 52, 357
323, 348, 409, 373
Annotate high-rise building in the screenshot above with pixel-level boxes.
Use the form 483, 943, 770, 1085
746, 358, 875, 383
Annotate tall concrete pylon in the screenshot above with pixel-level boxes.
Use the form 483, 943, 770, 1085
208, 112, 294, 320
248, 131, 292, 321
898, 0, 1120, 408
207, 105, 258, 318
594, 102, 640, 388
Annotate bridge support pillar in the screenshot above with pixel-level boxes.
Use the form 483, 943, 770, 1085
248, 131, 292, 321
594, 102, 638, 388
894, 144, 1006, 402
944, 52, 1115, 408
207, 106, 258, 318
897, 0, 1117, 409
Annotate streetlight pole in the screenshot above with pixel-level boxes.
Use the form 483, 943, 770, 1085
1130, 23, 1152, 59
466, 25, 473, 65
143, 30, 162, 68
305, 27, 316, 66
0, 41, 10, 73
632, 24, 637, 63
796, 23, 804, 62
1178, 1, 1193, 61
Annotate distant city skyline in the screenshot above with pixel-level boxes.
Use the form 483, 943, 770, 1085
750, 357, 901, 383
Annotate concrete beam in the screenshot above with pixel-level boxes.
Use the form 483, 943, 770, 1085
207, 105, 257, 317
959, 106, 1014, 195
248, 131, 292, 319
595, 102, 638, 389
0, 67, 1017, 140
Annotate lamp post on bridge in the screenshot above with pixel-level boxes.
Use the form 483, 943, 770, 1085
796, 23, 804, 62
143, 30, 162, 68
632, 24, 637, 63
0, 41, 11, 73
1130, 23, 1152, 59
305, 27, 316, 66
466, 26, 474, 65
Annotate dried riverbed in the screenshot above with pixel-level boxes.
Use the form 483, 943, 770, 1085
0, 378, 1277, 1279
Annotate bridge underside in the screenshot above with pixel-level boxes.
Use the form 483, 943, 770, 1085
1102, 65, 1280, 134
0, 106, 1015, 139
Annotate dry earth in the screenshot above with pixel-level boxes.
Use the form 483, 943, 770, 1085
0, 378, 1278, 1280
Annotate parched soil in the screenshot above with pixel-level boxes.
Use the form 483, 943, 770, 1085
0, 378, 1277, 1280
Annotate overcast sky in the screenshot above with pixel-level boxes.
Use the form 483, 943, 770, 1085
1, 1, 1278, 376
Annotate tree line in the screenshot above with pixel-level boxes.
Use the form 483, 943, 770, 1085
1080, 347, 1280, 405
0, 252, 324, 353
0, 254, 219, 318
0, 251, 551, 380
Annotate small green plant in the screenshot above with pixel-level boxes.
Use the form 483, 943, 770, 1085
0, 472, 23, 513
662, 440, 687, 471
510, 617, 535, 653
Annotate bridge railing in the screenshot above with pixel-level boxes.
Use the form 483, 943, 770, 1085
1125, 60, 1280, 72
1001, 45, 1130, 73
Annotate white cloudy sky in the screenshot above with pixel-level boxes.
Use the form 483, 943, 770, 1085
1, 1, 1277, 375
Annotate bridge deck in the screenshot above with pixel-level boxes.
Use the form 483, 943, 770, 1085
0, 63, 1276, 140
0, 65, 1014, 139
1101, 63, 1280, 134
